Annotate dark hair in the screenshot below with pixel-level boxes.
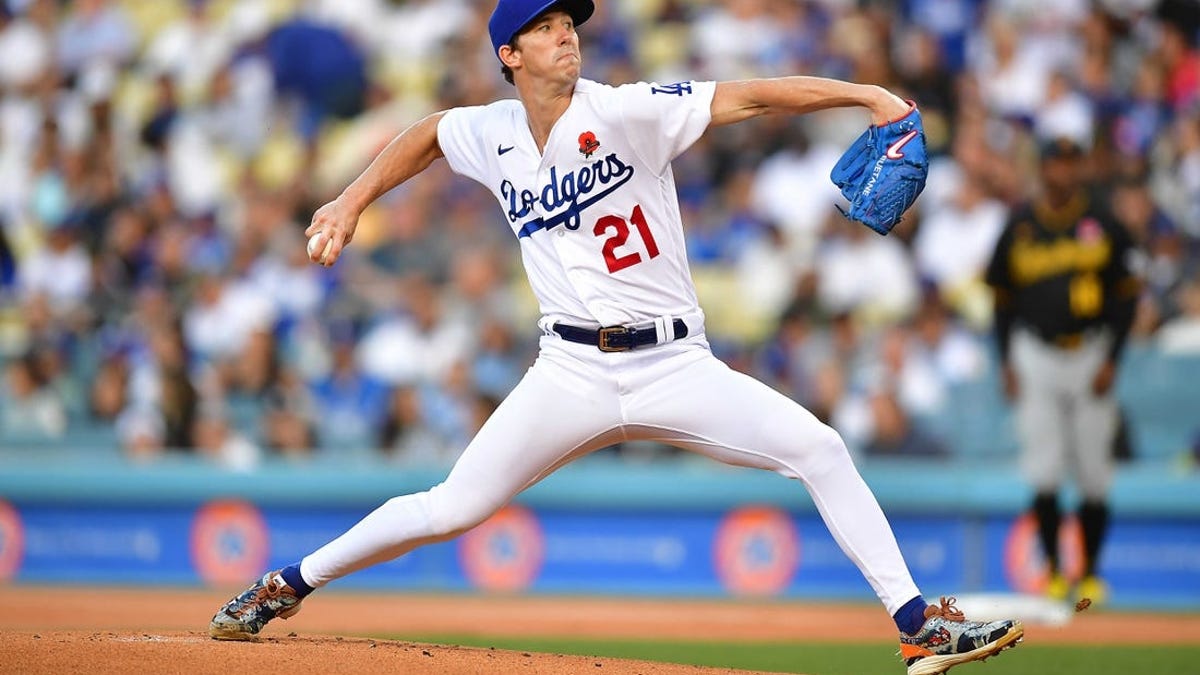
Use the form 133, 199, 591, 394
500, 32, 522, 85
1039, 136, 1085, 161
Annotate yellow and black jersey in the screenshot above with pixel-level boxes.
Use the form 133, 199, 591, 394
985, 190, 1140, 361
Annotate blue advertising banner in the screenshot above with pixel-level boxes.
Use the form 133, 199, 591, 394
2, 498, 1197, 609
16, 505, 193, 584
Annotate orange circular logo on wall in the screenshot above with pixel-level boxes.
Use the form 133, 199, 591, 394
190, 500, 270, 586
459, 505, 544, 592
1003, 513, 1084, 593
714, 506, 799, 596
0, 500, 24, 582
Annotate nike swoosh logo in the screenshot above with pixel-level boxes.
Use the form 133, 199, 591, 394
498, 145, 515, 156
885, 130, 919, 159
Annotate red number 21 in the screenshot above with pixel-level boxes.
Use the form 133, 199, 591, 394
593, 204, 660, 274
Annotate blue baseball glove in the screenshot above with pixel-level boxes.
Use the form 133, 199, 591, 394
829, 103, 928, 235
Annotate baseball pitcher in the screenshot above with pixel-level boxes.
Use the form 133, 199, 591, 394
209, 3, 1022, 673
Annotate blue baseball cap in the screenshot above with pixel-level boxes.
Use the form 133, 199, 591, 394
488, 0, 594, 60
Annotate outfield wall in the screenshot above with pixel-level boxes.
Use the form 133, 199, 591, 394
1, 457, 1198, 609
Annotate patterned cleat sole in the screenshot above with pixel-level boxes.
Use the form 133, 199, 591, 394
208, 603, 303, 641
907, 620, 1024, 675
208, 623, 258, 642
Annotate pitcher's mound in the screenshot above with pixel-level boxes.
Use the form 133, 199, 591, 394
2, 631, 794, 675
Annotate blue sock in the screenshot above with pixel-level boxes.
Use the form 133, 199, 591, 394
893, 595, 928, 635
279, 563, 315, 598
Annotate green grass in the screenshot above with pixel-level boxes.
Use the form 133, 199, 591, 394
389, 635, 1200, 675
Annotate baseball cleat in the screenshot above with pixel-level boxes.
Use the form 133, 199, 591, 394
208, 570, 304, 641
1075, 575, 1108, 607
899, 596, 1023, 675
1045, 572, 1071, 602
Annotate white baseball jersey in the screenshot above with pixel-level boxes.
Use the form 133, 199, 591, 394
437, 78, 717, 328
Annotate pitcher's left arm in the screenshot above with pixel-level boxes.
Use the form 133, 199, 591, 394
710, 77, 909, 127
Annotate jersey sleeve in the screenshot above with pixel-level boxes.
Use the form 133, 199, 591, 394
615, 80, 716, 174
984, 219, 1016, 291
436, 105, 490, 185
1100, 216, 1141, 361
1102, 218, 1137, 288
985, 218, 1019, 362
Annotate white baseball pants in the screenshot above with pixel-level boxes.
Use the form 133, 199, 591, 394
300, 331, 922, 613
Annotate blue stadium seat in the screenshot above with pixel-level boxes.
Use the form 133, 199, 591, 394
1117, 347, 1200, 461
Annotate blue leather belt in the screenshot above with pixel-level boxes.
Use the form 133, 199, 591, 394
552, 319, 688, 352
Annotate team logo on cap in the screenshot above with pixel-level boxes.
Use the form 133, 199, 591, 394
579, 131, 600, 158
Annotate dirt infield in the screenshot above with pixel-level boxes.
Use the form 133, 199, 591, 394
1, 632, 776, 675
1, 586, 1196, 674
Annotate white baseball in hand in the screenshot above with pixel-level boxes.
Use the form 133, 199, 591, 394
307, 231, 334, 264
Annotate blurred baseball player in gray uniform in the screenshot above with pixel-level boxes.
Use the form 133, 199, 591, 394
208, 2, 1023, 672
986, 137, 1139, 605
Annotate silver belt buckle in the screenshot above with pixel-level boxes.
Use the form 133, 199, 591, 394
597, 326, 631, 352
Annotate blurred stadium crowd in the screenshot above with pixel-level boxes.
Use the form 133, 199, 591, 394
0, 0, 1198, 470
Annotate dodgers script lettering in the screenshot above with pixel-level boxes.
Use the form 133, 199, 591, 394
503, 153, 636, 238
